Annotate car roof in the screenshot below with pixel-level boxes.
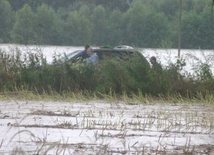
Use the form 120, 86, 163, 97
93, 48, 136, 52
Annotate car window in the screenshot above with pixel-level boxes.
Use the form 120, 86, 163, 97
67, 50, 82, 59
94, 49, 133, 59
64, 48, 147, 65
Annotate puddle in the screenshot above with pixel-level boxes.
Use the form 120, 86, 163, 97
0, 100, 214, 154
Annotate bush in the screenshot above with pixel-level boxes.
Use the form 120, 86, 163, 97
0, 49, 213, 98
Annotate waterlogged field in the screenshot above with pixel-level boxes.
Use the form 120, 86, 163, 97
0, 100, 214, 154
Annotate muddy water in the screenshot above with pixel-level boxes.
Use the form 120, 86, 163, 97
0, 100, 214, 154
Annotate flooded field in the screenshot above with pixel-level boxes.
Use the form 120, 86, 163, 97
0, 100, 214, 154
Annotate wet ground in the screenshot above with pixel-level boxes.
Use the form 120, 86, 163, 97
0, 100, 214, 154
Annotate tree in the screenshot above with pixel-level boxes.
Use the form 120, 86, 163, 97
92, 0, 131, 12
6, 0, 214, 48
7, 0, 76, 11
106, 9, 124, 46
7, 0, 28, 11
65, 10, 92, 45
195, 6, 214, 49
11, 4, 36, 44
181, 6, 214, 49
34, 4, 64, 45
152, 0, 180, 21
178, 0, 182, 58
91, 5, 108, 45
0, 0, 13, 42
123, 2, 169, 47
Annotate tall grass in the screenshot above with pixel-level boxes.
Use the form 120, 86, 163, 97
0, 48, 213, 99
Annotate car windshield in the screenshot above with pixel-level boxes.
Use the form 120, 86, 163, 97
58, 50, 82, 62
66, 50, 82, 59
61, 47, 147, 64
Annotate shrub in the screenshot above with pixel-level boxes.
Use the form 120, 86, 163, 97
0, 48, 213, 98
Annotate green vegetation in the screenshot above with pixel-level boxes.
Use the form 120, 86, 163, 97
0, 0, 213, 49
0, 47, 213, 100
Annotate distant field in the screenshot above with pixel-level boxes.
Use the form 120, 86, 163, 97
0, 100, 213, 154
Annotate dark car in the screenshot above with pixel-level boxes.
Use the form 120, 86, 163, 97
58, 46, 151, 93
64, 46, 149, 66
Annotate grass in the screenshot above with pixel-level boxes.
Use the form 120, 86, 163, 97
1, 89, 214, 107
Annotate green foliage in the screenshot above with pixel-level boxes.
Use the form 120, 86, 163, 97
11, 4, 36, 44
91, 5, 108, 45
0, 0, 13, 43
1, 0, 214, 48
181, 10, 204, 49
106, 9, 124, 46
187, 51, 213, 81
122, 2, 170, 47
0, 48, 214, 98
34, 4, 64, 45
65, 10, 92, 45
77, 53, 152, 94
154, 0, 180, 20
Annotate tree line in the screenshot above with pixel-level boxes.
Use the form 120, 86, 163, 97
0, 0, 213, 49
